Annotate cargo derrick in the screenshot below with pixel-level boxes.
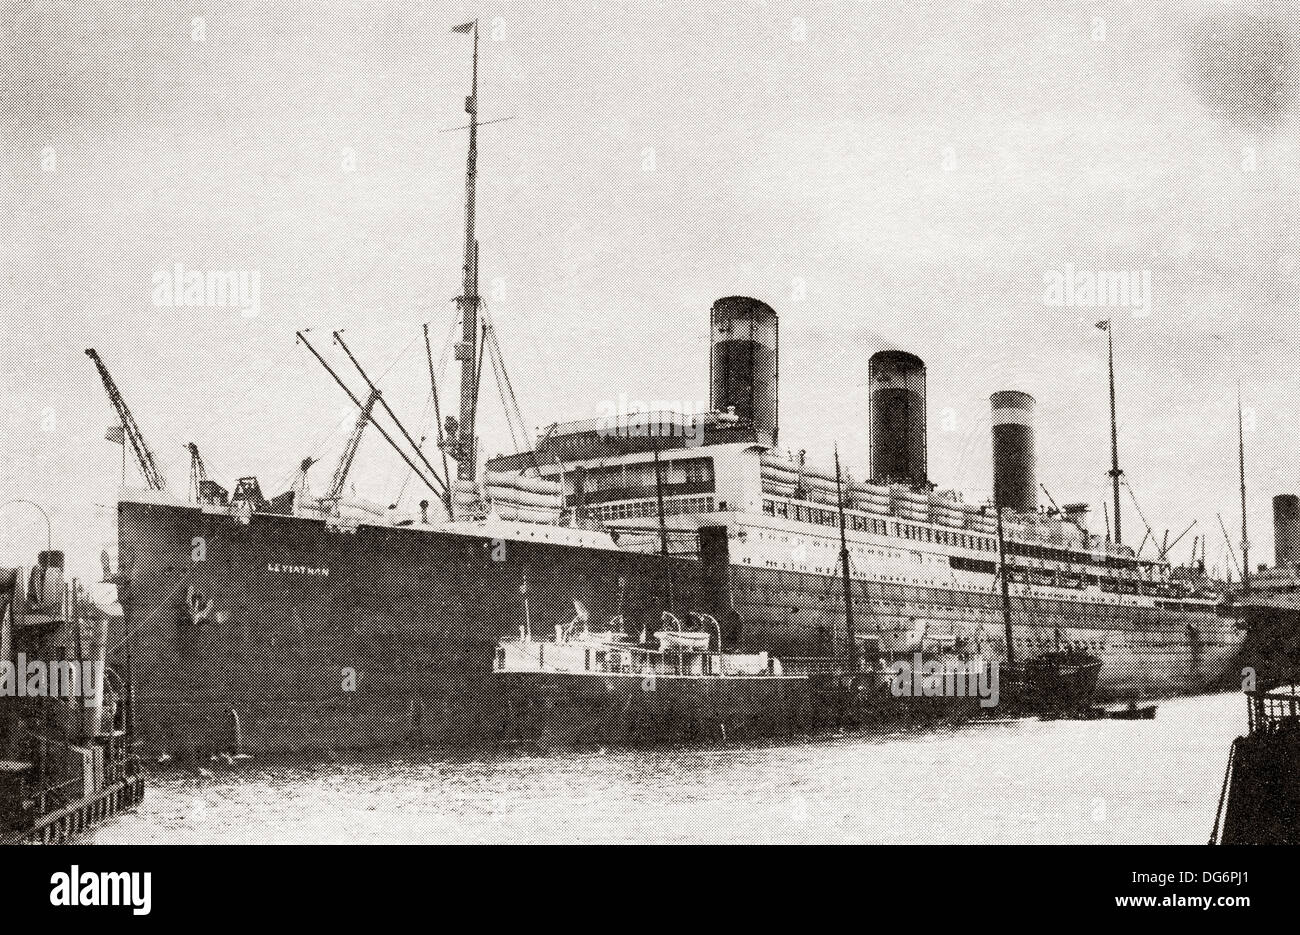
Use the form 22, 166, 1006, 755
325, 388, 380, 506
295, 331, 450, 513
331, 331, 452, 515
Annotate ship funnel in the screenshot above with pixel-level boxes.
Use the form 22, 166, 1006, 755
1274, 494, 1300, 567
710, 296, 778, 445
869, 350, 927, 486
990, 390, 1037, 513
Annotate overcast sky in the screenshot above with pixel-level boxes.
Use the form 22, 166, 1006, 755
3, 0, 1299, 576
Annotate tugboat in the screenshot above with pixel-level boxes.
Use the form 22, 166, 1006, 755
0, 554, 144, 844
1007, 647, 1104, 715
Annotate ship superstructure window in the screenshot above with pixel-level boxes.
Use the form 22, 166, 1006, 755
577, 456, 714, 506
751, 494, 1183, 592
589, 495, 714, 522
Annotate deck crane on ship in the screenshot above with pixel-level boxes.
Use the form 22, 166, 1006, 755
323, 388, 380, 507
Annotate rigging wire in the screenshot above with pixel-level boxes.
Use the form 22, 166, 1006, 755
388, 389, 436, 508
479, 302, 530, 453
380, 309, 463, 509
276, 326, 426, 497
1122, 476, 1158, 559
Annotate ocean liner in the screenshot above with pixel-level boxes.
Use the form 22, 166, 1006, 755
1223, 494, 1300, 685
92, 22, 1244, 755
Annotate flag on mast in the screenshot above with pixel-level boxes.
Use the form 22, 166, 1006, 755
105, 425, 125, 444
451, 21, 474, 33
1095, 319, 1110, 331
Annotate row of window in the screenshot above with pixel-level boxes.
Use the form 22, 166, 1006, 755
949, 556, 1167, 597
763, 498, 997, 552
591, 496, 715, 522
570, 457, 716, 506
1004, 538, 1145, 575
760, 498, 1154, 579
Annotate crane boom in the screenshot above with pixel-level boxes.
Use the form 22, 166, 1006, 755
187, 443, 206, 502
1161, 519, 1197, 561
85, 348, 167, 491
327, 388, 380, 503
187, 442, 229, 505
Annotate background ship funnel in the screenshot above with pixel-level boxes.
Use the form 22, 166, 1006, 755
1274, 494, 1300, 568
710, 296, 779, 445
991, 390, 1037, 513
869, 350, 927, 486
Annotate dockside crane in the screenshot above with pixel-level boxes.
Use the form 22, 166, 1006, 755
325, 388, 380, 504
85, 348, 167, 491
187, 442, 229, 504
187, 443, 205, 501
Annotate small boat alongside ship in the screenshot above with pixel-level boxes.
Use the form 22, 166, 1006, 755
987, 483, 1104, 717
494, 608, 808, 747
1000, 650, 1104, 717
1093, 700, 1158, 720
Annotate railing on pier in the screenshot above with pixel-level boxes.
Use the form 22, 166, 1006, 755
1, 774, 144, 845
1245, 686, 1300, 734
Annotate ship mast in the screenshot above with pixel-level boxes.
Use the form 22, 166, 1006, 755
652, 440, 674, 614
1102, 318, 1123, 545
834, 449, 856, 671
994, 492, 1015, 669
1238, 382, 1250, 595
451, 19, 481, 481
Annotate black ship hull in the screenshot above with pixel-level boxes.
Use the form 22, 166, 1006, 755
117, 499, 1245, 756
722, 567, 1242, 700
117, 499, 706, 756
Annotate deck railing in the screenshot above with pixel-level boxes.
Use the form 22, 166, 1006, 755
1246, 687, 1300, 734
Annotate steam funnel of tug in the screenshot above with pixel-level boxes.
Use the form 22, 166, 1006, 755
1274, 494, 1300, 568
990, 390, 1037, 513
710, 296, 779, 445
869, 350, 927, 487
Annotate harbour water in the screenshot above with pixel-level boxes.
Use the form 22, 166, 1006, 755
93, 692, 1245, 845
